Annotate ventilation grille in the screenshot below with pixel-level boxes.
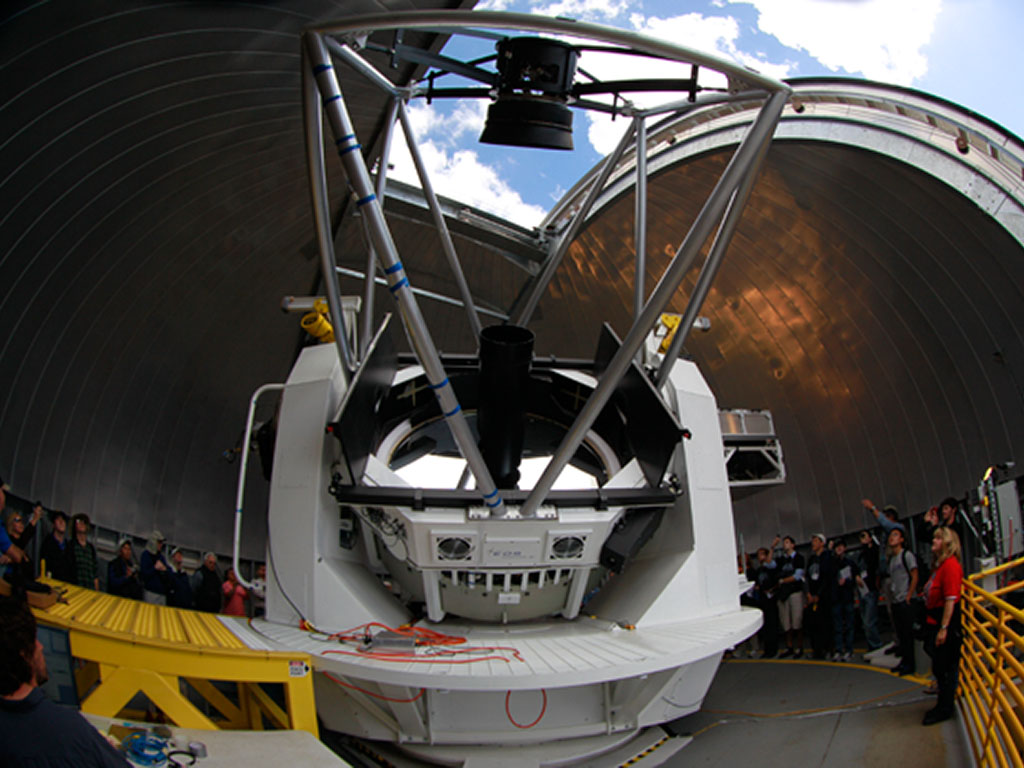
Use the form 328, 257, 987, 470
550, 535, 586, 560
437, 536, 474, 561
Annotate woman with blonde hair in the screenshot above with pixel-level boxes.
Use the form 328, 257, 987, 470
922, 525, 963, 725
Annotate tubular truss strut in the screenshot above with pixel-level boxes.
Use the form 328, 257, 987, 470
301, 11, 790, 516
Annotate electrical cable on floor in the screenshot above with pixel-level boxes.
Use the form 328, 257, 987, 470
703, 684, 924, 719
166, 750, 198, 767
687, 687, 930, 738
266, 512, 317, 629
120, 731, 168, 766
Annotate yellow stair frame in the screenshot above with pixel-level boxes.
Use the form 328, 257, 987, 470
34, 579, 318, 736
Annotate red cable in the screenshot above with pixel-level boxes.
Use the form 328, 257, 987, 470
323, 670, 425, 703
505, 689, 547, 729
322, 648, 516, 664
327, 622, 467, 646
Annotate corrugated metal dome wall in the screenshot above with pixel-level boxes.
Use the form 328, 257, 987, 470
0, 0, 470, 557
532, 140, 1024, 546
3, 4, 1024, 558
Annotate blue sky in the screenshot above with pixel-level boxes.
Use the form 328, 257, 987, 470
385, 0, 1024, 227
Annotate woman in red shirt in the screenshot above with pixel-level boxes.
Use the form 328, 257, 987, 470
222, 567, 249, 617
922, 525, 963, 726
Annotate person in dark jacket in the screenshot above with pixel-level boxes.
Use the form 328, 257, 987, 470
774, 535, 805, 658
829, 538, 857, 662
39, 510, 74, 583
805, 533, 834, 659
751, 547, 780, 658
139, 530, 170, 605
191, 552, 222, 613
0, 595, 130, 766
107, 538, 143, 600
70, 514, 99, 590
166, 548, 193, 609
855, 529, 883, 650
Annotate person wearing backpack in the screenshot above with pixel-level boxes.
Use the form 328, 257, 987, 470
888, 527, 919, 675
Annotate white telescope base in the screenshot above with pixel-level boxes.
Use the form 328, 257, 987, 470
225, 607, 759, 763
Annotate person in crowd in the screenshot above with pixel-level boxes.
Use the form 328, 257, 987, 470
863, 498, 905, 627
0, 483, 27, 576
830, 538, 857, 662
139, 530, 170, 605
774, 535, 805, 658
738, 553, 763, 658
4, 505, 42, 587
888, 527, 919, 675
39, 510, 74, 582
166, 548, 193, 609
862, 498, 905, 534
751, 547, 779, 658
922, 497, 964, 548
805, 532, 833, 659
69, 513, 99, 590
221, 567, 249, 617
192, 552, 222, 613
107, 538, 143, 600
250, 563, 266, 618
855, 529, 883, 650
922, 526, 963, 725
0, 596, 130, 766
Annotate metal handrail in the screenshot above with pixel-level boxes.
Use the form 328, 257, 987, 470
959, 555, 1024, 767
233, 383, 285, 590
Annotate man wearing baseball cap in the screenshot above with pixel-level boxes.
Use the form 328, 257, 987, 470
39, 510, 74, 583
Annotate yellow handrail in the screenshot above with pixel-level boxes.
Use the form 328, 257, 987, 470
968, 553, 1024, 582
959, 557, 1024, 768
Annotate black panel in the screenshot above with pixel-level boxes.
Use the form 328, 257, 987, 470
331, 315, 398, 484
593, 323, 682, 487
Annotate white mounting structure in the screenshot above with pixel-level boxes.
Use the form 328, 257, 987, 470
232, 10, 790, 766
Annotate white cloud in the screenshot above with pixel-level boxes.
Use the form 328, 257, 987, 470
530, 0, 634, 20
729, 0, 940, 85
404, 99, 486, 144
387, 110, 546, 228
579, 12, 794, 153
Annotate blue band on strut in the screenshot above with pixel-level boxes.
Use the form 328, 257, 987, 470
338, 143, 362, 156
428, 377, 448, 390
485, 496, 503, 508
312, 64, 333, 74
335, 133, 356, 145
389, 277, 409, 293
443, 404, 461, 418
483, 488, 499, 499
323, 94, 341, 104
384, 262, 403, 275
356, 193, 376, 207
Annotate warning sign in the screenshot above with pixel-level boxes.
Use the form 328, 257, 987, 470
289, 660, 309, 677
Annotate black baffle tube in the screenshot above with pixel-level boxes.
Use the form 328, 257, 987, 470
477, 324, 534, 489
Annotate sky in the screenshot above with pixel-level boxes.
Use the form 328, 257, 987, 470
383, 0, 1024, 229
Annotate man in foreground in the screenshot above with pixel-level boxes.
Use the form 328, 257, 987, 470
0, 596, 129, 766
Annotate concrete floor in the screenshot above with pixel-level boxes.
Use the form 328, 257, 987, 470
664, 658, 969, 768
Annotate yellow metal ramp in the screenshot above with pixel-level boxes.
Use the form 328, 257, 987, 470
33, 579, 317, 736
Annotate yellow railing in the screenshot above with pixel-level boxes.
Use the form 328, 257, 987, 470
960, 555, 1024, 768
32, 579, 318, 736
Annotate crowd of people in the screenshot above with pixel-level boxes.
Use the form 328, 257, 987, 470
1, 482, 266, 618
740, 495, 965, 726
